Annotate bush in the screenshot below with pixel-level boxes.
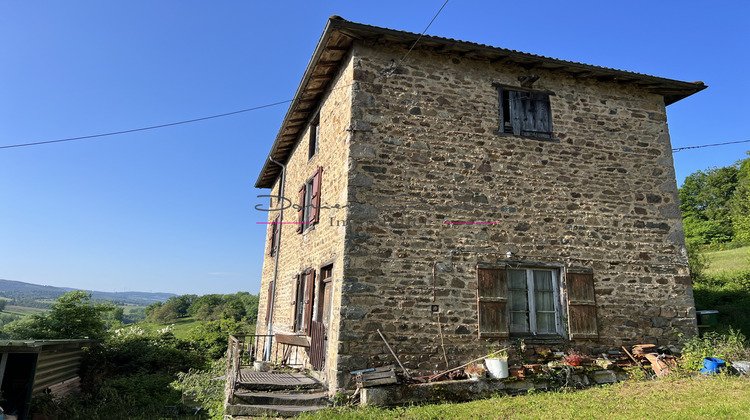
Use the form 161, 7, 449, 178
187, 318, 252, 360
687, 240, 711, 282
171, 359, 226, 420
679, 328, 750, 371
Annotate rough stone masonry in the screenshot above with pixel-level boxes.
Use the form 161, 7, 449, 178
255, 17, 706, 392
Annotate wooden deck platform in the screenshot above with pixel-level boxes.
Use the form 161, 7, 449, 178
237, 370, 322, 388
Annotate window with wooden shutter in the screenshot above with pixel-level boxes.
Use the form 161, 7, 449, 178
477, 267, 509, 338
293, 274, 304, 331
298, 167, 323, 233
496, 86, 553, 139
268, 214, 280, 256
304, 269, 316, 336
297, 185, 305, 234
310, 167, 322, 224
566, 271, 598, 339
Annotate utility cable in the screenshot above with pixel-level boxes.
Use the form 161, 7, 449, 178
0, 100, 294, 150
672, 139, 750, 152
383, 0, 450, 77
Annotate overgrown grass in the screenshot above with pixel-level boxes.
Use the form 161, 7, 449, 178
303, 376, 750, 420
136, 317, 200, 339
704, 246, 750, 275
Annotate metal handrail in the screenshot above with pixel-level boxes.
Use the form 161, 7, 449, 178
224, 334, 274, 407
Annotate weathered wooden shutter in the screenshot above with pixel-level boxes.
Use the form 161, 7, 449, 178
566, 271, 598, 339
304, 269, 316, 336
508, 91, 524, 136
293, 274, 301, 331
509, 91, 552, 138
477, 267, 509, 338
268, 214, 279, 256
297, 185, 305, 233
310, 167, 322, 225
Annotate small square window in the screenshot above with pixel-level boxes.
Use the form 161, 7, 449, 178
497, 87, 553, 139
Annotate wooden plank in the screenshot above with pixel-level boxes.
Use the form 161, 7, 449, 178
360, 377, 398, 387
274, 334, 309, 347
361, 371, 395, 380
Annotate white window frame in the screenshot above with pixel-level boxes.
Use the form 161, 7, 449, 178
508, 268, 564, 336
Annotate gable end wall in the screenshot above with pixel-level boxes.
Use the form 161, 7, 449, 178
333, 41, 696, 389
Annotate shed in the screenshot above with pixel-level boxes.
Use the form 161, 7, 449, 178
0, 339, 98, 419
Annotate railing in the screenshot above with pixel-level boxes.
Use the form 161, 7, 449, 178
224, 334, 273, 406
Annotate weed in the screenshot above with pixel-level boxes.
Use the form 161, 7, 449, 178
678, 328, 750, 371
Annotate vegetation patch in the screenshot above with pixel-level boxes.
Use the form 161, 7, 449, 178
302, 376, 750, 419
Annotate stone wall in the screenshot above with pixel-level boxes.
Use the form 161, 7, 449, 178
255, 53, 354, 386
335, 40, 696, 389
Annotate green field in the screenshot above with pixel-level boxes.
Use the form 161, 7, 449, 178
304, 376, 750, 420
2, 305, 47, 317
704, 246, 750, 275
136, 316, 201, 339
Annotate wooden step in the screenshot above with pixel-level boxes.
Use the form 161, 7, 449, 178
225, 403, 329, 417
232, 390, 330, 406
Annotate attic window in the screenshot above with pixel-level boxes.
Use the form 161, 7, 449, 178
495, 85, 554, 139
308, 115, 320, 160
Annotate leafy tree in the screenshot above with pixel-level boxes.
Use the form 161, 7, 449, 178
0, 299, 6, 312
730, 152, 750, 243
146, 302, 179, 324
164, 294, 197, 318
2, 291, 113, 340
187, 318, 249, 359
680, 165, 739, 244
187, 294, 224, 317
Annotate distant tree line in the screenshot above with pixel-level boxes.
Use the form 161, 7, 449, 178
145, 292, 259, 325
679, 151, 750, 245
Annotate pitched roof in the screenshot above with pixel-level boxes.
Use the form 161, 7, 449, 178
255, 16, 706, 188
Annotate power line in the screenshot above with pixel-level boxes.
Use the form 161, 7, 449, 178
0, 100, 293, 150
386, 0, 450, 76
673, 139, 750, 152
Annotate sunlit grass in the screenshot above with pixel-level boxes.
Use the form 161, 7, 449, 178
705, 246, 750, 275
137, 316, 200, 339
302, 376, 750, 420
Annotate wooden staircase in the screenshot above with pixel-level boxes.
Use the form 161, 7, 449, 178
225, 371, 331, 418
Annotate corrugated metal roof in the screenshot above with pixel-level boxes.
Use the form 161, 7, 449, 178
254, 16, 706, 189
0, 339, 98, 349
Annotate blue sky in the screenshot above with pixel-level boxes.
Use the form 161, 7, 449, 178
1, 1, 748, 295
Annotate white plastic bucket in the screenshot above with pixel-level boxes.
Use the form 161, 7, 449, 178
485, 358, 509, 379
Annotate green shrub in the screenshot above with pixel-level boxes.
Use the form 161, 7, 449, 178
171, 359, 226, 420
679, 328, 750, 371
687, 240, 711, 282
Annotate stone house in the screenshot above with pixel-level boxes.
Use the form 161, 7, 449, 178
254, 16, 706, 391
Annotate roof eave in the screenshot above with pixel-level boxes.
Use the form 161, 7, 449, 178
254, 17, 707, 189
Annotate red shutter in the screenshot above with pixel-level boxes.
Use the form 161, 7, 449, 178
297, 185, 305, 233
268, 214, 279, 256
566, 271, 598, 339
477, 267, 509, 338
304, 269, 316, 336
311, 167, 322, 224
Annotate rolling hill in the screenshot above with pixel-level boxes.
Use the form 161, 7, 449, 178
0, 279, 175, 307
